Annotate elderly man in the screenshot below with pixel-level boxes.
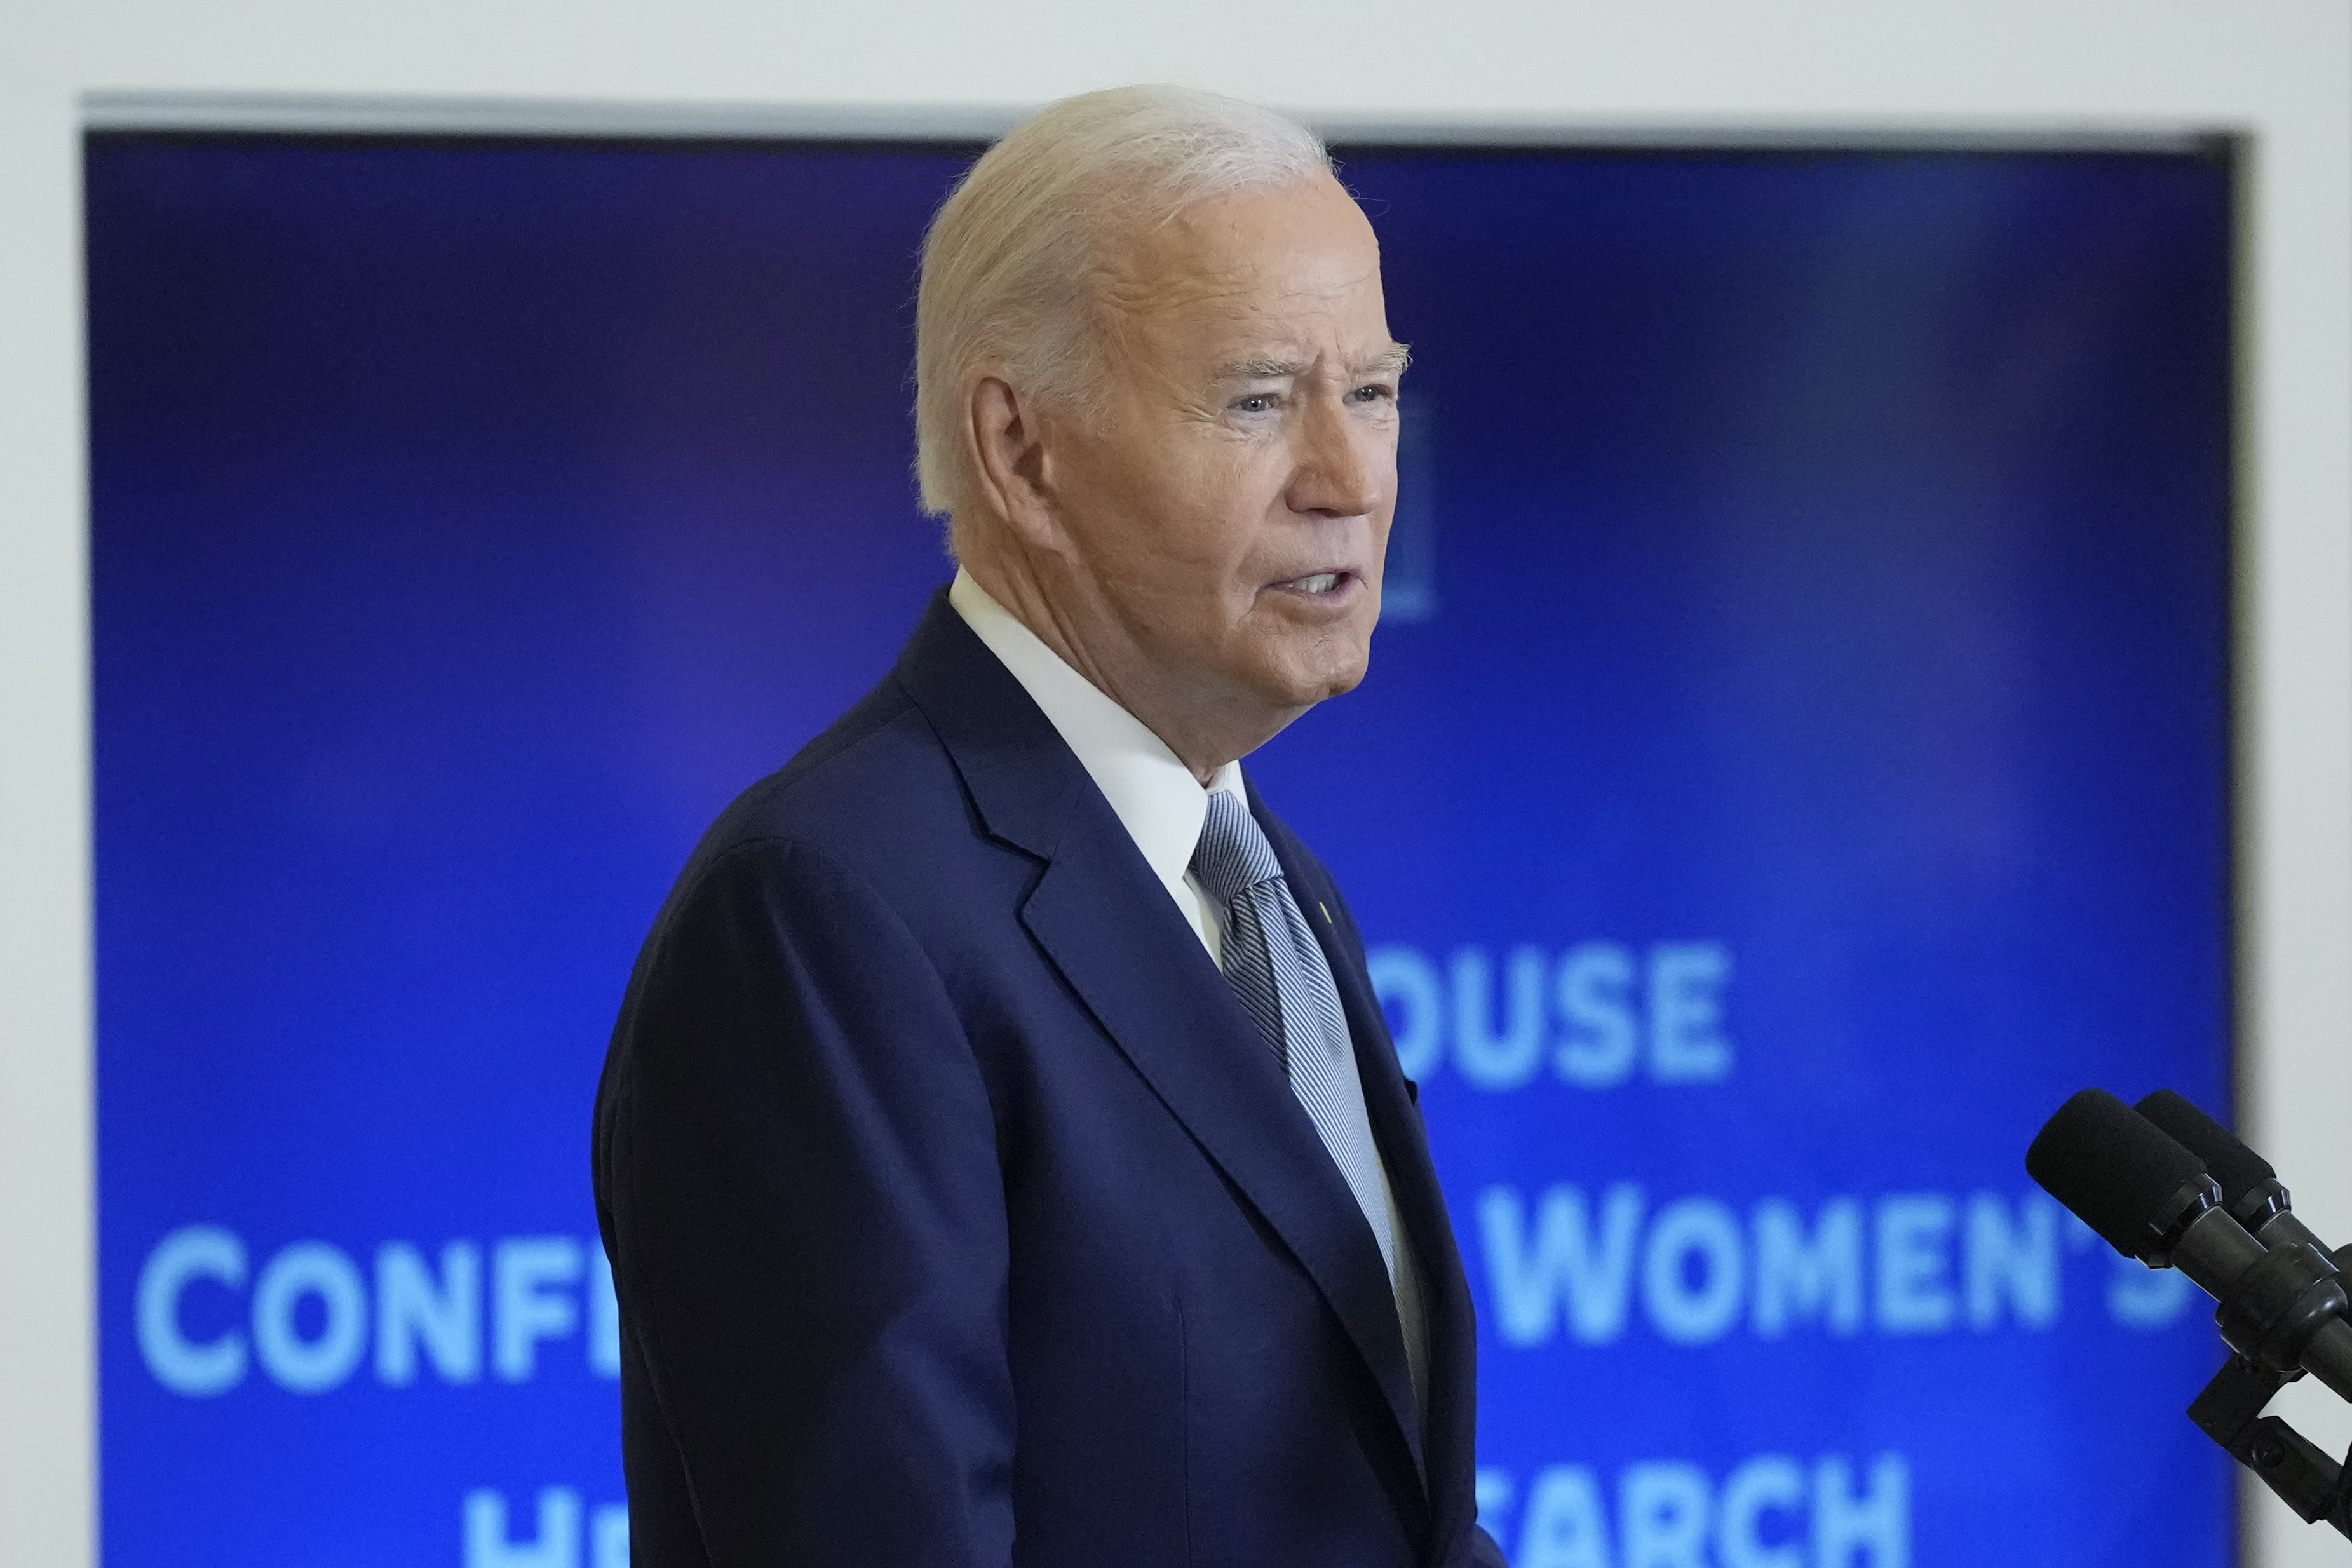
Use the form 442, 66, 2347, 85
593, 86, 1506, 1567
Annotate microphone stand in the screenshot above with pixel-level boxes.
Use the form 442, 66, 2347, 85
2187, 1240, 2352, 1541
2189, 1357, 2352, 1539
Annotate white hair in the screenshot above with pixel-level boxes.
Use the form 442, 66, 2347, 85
913, 84, 1333, 524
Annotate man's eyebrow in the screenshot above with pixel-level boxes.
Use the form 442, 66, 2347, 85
1215, 356, 1311, 381
1213, 343, 1414, 381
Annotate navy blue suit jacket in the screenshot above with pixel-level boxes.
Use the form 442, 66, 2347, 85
593, 590, 1505, 1567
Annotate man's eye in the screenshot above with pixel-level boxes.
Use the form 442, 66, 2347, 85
1349, 384, 1396, 404
1231, 395, 1276, 414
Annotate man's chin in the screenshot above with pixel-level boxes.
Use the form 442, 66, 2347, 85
1311, 659, 1370, 701
1255, 649, 1372, 710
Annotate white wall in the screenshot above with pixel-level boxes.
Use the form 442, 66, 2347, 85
7, 3, 2348, 1564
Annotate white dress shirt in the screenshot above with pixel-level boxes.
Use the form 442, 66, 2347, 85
949, 568, 1247, 963
948, 569, 1429, 1413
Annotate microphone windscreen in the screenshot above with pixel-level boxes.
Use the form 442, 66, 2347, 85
2135, 1088, 2274, 1204
2027, 1087, 2206, 1257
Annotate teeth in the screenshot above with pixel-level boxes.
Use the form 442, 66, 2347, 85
1290, 573, 1340, 593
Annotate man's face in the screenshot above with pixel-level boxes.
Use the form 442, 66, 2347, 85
1037, 173, 1403, 721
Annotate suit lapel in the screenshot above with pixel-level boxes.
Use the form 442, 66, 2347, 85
1255, 795, 1484, 1552
892, 591, 1429, 1487
1020, 830, 1429, 1482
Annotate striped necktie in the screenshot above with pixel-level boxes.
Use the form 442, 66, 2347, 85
1190, 789, 1428, 1412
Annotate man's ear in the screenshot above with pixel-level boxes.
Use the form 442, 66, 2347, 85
963, 371, 1060, 547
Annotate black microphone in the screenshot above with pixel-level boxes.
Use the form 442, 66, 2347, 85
2135, 1088, 2344, 1265
2027, 1088, 2352, 1403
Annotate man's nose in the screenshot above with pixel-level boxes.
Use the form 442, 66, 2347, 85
1285, 396, 1386, 519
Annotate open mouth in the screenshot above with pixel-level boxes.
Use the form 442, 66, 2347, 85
1273, 571, 1349, 596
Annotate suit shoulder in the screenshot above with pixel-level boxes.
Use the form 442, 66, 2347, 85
672, 672, 1001, 910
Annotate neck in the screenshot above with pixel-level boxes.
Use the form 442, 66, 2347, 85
957, 545, 1297, 785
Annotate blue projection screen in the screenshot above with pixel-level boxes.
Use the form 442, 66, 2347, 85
89, 133, 2235, 1567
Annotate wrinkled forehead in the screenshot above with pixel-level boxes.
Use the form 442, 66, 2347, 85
1090, 176, 1389, 348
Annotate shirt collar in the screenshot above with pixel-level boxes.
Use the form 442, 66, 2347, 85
948, 568, 1243, 912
